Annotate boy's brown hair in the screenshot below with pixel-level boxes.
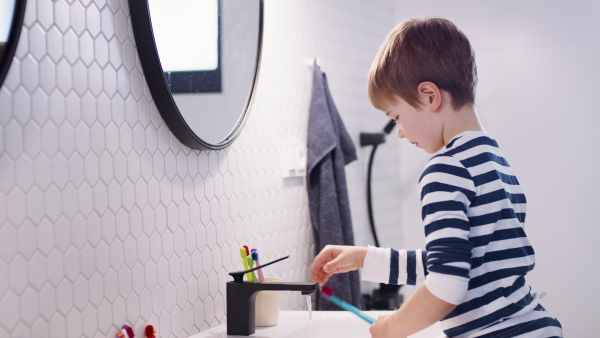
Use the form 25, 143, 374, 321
368, 18, 477, 110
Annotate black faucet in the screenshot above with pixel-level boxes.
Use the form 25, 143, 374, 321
226, 256, 319, 335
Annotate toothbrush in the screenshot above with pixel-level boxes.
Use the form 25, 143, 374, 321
240, 247, 251, 281
246, 255, 258, 282
321, 286, 376, 324
250, 249, 265, 282
145, 325, 156, 338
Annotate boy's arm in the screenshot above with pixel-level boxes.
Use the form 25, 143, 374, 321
362, 246, 428, 286
370, 283, 456, 338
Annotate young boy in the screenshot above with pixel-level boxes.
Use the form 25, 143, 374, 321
311, 18, 563, 337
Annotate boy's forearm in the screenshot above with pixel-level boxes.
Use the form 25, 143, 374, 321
387, 283, 456, 336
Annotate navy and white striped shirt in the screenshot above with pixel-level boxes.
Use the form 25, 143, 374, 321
362, 131, 562, 337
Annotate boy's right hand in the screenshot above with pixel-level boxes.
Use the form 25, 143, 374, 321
310, 245, 368, 285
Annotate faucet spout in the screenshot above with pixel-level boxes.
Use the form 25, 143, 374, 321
226, 281, 319, 335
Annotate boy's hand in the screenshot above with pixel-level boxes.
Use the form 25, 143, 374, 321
310, 245, 367, 285
369, 314, 404, 338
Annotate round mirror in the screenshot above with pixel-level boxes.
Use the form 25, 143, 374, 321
0, 0, 26, 88
129, 0, 263, 150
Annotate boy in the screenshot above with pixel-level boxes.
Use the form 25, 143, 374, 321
311, 18, 563, 337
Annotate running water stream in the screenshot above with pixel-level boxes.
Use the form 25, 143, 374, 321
306, 295, 314, 337
306, 295, 312, 321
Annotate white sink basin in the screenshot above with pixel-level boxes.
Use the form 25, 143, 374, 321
189, 311, 444, 338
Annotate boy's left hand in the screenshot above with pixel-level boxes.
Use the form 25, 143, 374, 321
369, 314, 406, 338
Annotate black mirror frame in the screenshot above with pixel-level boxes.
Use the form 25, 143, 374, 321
0, 0, 27, 89
128, 0, 264, 150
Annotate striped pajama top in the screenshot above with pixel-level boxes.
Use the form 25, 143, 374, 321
362, 131, 562, 337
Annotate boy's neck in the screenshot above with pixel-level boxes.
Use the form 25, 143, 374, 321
442, 104, 485, 146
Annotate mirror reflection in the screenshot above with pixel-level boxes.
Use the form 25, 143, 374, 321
0, 1, 16, 58
0, 0, 25, 88
134, 0, 262, 148
149, 0, 221, 93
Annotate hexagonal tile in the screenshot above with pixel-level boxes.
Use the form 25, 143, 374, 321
161, 227, 175, 258
184, 225, 196, 255
143, 259, 157, 291
48, 312, 66, 338
0, 290, 19, 330
180, 252, 192, 282
94, 300, 111, 335
60, 184, 79, 220
158, 310, 172, 338
164, 281, 176, 312
23, 120, 42, 159
108, 180, 122, 213
45, 248, 64, 287
151, 284, 164, 314
46, 27, 63, 63
54, 0, 70, 33
88, 272, 103, 306
86, 3, 101, 37
37, 0, 54, 29
34, 218, 54, 258
100, 5, 115, 39
28, 24, 46, 63
131, 263, 144, 295
38, 282, 57, 321
114, 9, 129, 41
117, 267, 132, 299
55, 63, 72, 100
94, 241, 109, 276
139, 289, 152, 321
69, 0, 86, 35
201, 250, 212, 274
55, 279, 74, 315
30, 317, 49, 338
65, 307, 83, 338
108, 239, 124, 272
111, 92, 125, 126
125, 292, 139, 323
78, 243, 95, 280
4, 120, 24, 159
113, 151, 127, 184
214, 292, 225, 322
88, 62, 103, 97
81, 304, 99, 338
71, 61, 88, 96
63, 29, 79, 65
103, 268, 118, 302
191, 250, 203, 279
203, 296, 215, 326
193, 297, 205, 328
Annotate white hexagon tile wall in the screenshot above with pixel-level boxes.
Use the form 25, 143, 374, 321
0, 0, 397, 337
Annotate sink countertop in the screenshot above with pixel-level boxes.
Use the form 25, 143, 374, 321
189, 311, 444, 338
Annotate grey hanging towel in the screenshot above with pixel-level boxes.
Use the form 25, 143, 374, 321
307, 64, 364, 311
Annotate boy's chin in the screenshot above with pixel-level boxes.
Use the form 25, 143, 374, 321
426, 145, 445, 154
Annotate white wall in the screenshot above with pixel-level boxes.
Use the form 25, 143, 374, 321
391, 1, 600, 336
0, 0, 396, 337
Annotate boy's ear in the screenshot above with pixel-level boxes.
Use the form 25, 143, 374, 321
417, 82, 442, 112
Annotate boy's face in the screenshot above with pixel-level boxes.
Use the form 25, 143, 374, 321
384, 96, 445, 154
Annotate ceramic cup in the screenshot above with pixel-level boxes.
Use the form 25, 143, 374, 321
255, 277, 281, 327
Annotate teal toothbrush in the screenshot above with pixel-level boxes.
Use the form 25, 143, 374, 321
321, 286, 376, 324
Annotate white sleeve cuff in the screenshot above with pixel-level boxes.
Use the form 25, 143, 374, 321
361, 245, 391, 284
424, 271, 469, 305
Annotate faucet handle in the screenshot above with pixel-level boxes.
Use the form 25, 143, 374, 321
229, 255, 290, 283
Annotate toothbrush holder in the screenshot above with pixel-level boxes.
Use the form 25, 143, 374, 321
255, 277, 281, 326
